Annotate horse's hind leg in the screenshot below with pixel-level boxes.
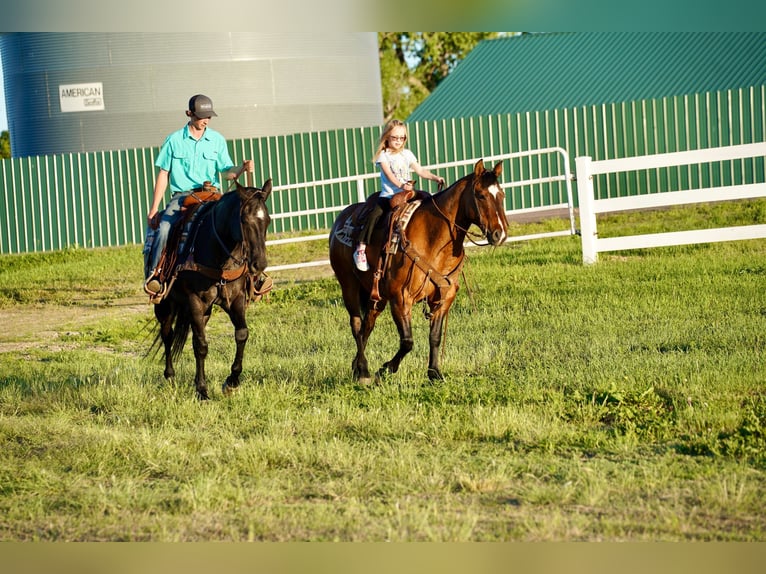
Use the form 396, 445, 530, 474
154, 301, 176, 381
190, 306, 213, 400
343, 283, 382, 384
222, 296, 248, 396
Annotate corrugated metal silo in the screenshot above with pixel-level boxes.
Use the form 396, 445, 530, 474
0, 32, 383, 158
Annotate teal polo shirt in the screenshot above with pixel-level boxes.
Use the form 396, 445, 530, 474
155, 124, 235, 193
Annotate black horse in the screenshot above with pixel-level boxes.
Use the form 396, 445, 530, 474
151, 180, 273, 399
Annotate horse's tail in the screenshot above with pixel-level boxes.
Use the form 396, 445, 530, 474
147, 304, 191, 362
169, 312, 191, 362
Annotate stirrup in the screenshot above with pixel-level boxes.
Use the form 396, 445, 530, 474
144, 275, 166, 303
251, 274, 274, 302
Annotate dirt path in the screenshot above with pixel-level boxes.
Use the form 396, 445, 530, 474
0, 294, 150, 353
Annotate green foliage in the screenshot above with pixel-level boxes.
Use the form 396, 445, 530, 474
716, 395, 766, 461
378, 33, 500, 122
0, 130, 9, 159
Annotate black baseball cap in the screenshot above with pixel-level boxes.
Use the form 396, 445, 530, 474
188, 94, 218, 118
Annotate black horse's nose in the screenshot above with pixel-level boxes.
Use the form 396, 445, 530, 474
490, 229, 505, 245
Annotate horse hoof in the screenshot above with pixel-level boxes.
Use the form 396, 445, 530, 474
427, 368, 445, 381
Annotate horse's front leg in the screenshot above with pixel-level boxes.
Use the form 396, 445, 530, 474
222, 295, 249, 396
190, 307, 213, 400
426, 292, 457, 381
154, 301, 176, 381
378, 299, 414, 380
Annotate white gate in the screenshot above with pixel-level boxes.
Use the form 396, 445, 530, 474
576, 142, 766, 264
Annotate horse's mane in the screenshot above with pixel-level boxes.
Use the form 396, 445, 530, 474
430, 169, 473, 201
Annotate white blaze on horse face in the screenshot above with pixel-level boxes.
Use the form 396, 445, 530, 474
255, 208, 266, 220
487, 183, 507, 242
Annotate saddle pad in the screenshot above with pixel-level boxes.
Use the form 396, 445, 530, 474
396, 200, 421, 233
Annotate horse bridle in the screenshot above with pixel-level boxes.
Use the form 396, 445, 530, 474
205, 188, 263, 270
430, 175, 488, 246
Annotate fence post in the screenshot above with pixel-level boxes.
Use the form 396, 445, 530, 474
575, 155, 598, 264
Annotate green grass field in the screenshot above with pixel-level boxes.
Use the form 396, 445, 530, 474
0, 202, 764, 541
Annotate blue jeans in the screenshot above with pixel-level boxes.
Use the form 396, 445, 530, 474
146, 192, 185, 278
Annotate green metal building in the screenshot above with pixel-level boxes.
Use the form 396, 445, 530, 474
403, 32, 766, 215
408, 32, 766, 123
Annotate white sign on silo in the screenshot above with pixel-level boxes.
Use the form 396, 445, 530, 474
59, 83, 105, 112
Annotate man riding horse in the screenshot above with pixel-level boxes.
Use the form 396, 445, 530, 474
143, 94, 255, 301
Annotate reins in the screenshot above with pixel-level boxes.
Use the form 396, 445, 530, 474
396, 174, 488, 303
429, 177, 488, 246
209, 198, 248, 269
226, 164, 249, 191
179, 186, 260, 283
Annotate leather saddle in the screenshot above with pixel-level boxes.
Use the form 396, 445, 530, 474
157, 183, 222, 283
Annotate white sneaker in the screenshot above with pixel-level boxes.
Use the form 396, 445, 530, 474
353, 247, 369, 271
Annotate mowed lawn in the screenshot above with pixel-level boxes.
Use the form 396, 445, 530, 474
0, 201, 764, 541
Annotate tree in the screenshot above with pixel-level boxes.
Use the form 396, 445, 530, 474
0, 130, 9, 159
378, 32, 501, 123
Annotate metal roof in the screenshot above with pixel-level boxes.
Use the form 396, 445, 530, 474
408, 32, 766, 122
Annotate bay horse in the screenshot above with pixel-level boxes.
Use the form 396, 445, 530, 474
329, 159, 508, 384
150, 180, 273, 400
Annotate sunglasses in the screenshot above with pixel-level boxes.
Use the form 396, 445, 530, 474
389, 135, 407, 141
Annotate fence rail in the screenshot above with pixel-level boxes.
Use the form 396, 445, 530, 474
2, 86, 764, 260
265, 148, 575, 272
576, 141, 766, 264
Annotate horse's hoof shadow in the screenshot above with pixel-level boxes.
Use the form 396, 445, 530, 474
374, 368, 394, 385
221, 382, 240, 397
355, 376, 373, 388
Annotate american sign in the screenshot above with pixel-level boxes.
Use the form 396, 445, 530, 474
59, 82, 105, 113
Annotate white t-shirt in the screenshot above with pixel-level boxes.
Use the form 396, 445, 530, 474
376, 149, 417, 198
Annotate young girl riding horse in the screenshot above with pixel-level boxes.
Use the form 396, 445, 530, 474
354, 120, 445, 271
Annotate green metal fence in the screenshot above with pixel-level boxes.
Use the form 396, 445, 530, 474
1, 86, 764, 255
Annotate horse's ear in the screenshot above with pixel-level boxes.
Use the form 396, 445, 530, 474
258, 178, 273, 200
493, 161, 503, 178
473, 159, 485, 177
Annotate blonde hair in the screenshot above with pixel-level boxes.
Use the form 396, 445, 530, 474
372, 119, 408, 163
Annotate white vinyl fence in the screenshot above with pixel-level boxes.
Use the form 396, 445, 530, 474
576, 142, 766, 264
266, 148, 575, 272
